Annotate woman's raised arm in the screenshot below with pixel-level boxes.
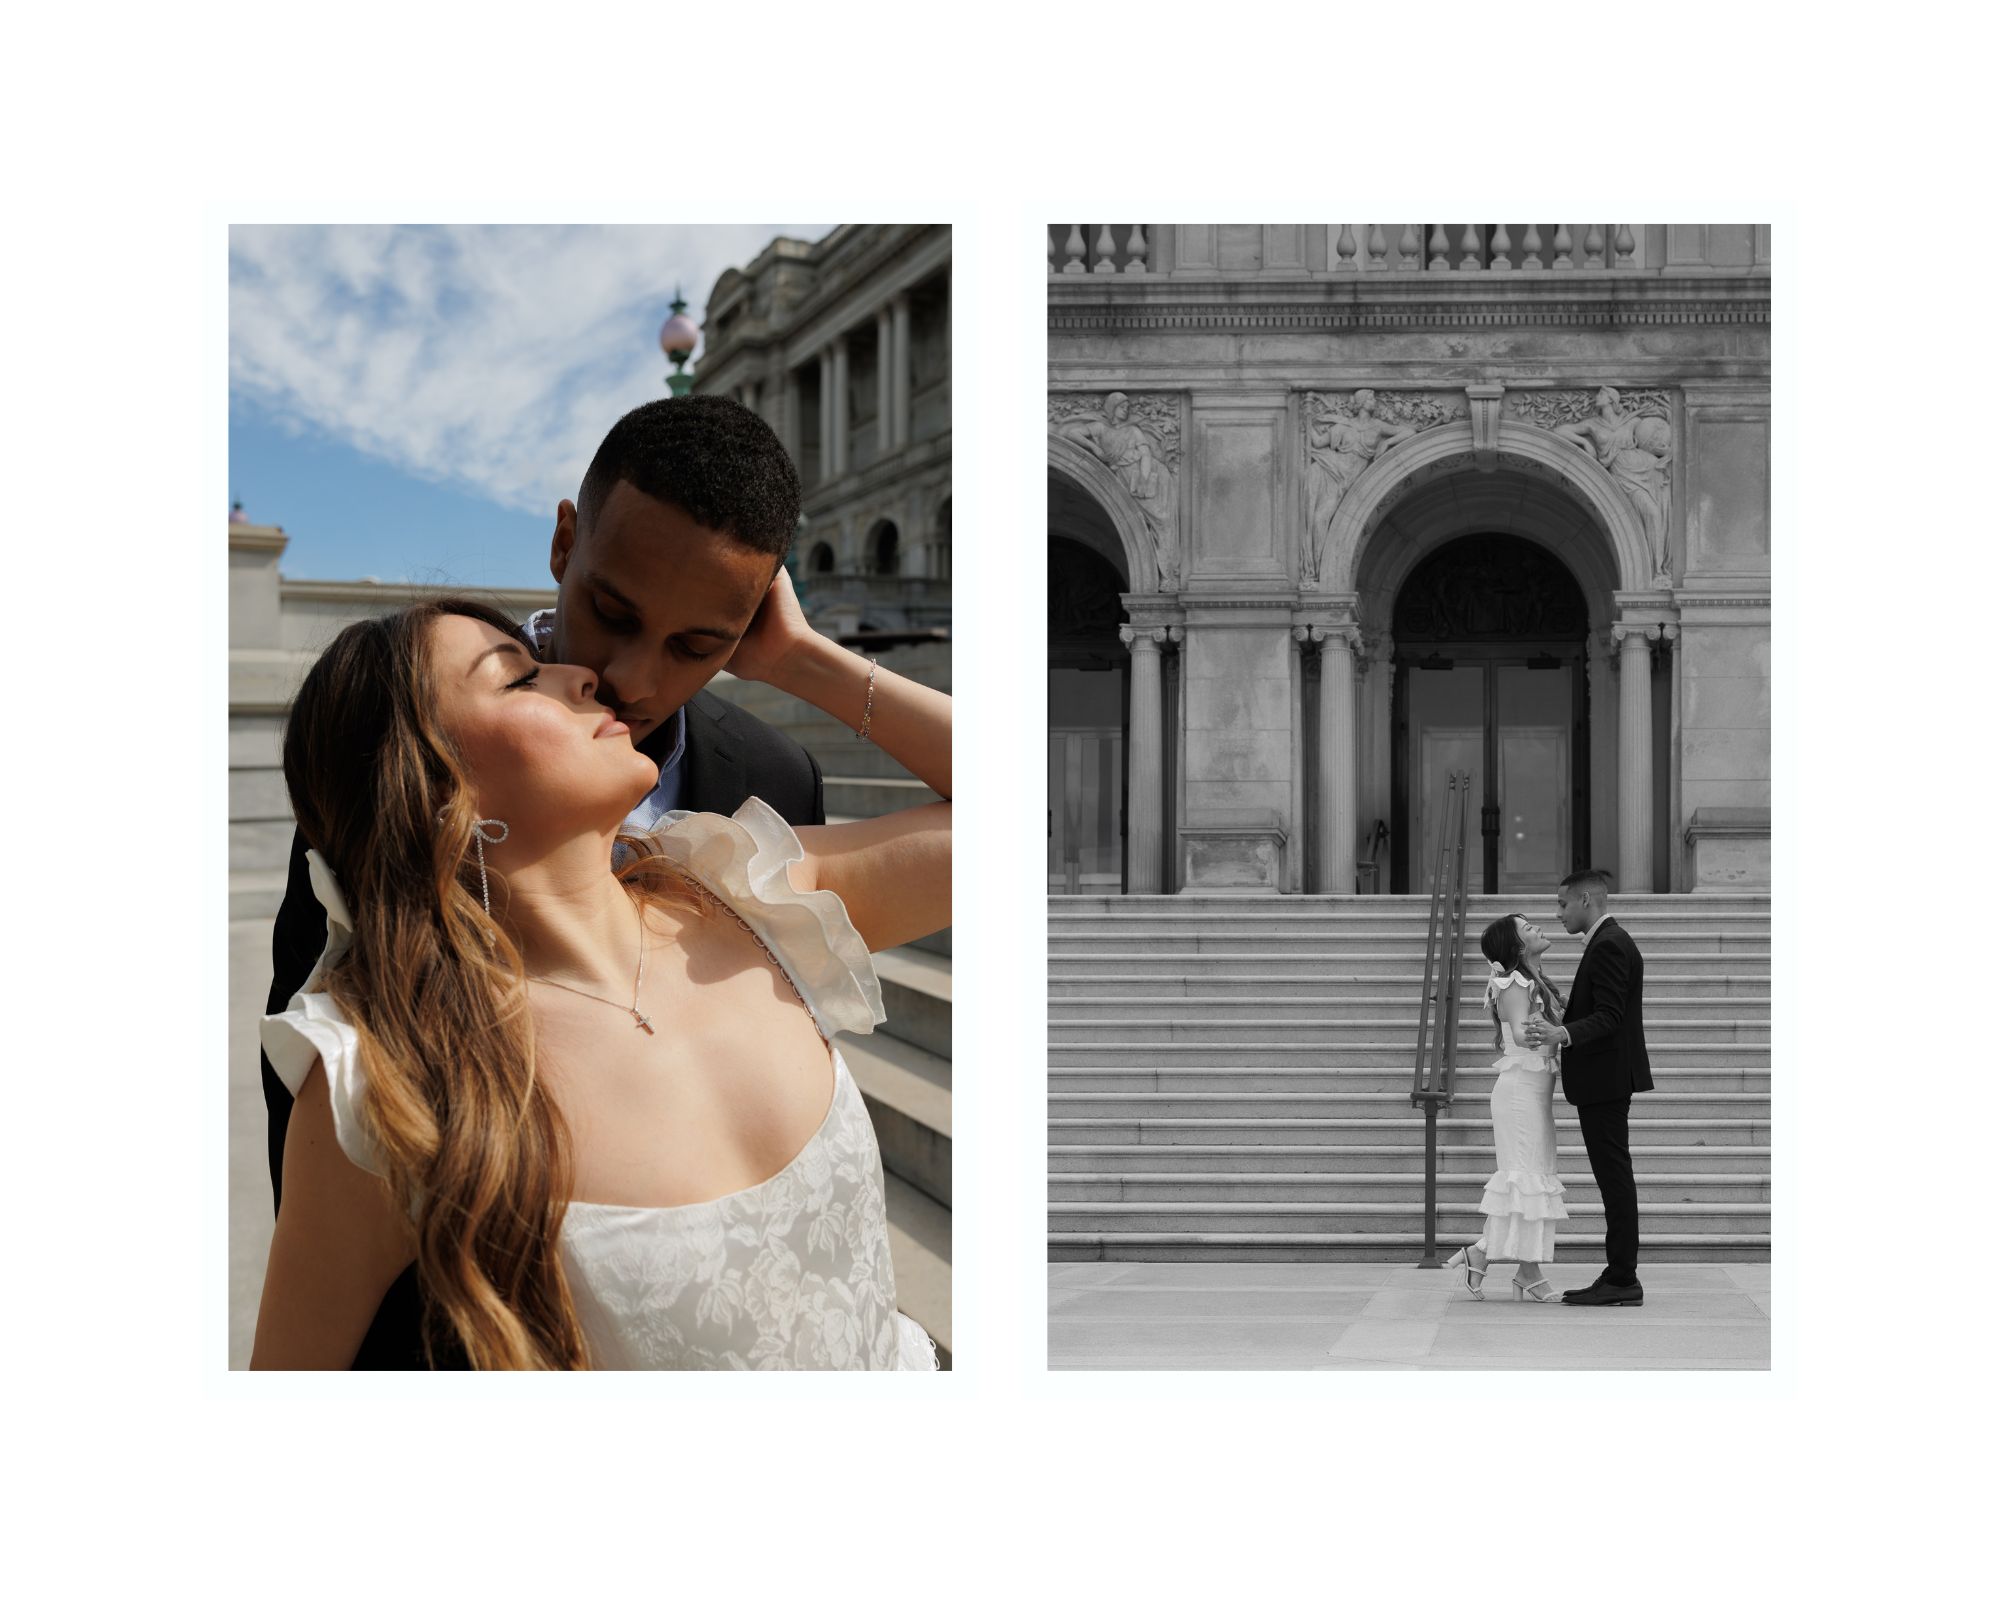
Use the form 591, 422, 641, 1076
727, 569, 950, 951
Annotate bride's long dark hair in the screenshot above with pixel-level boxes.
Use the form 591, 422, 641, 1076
1479, 915, 1563, 1050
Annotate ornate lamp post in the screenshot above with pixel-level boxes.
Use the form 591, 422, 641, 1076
658, 289, 698, 397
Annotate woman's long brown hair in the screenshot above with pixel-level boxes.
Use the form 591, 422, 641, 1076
282, 596, 694, 1370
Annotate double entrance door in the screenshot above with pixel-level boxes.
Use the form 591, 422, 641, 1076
1391, 645, 1589, 895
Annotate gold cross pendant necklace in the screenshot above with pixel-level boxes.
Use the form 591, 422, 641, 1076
526, 895, 654, 1032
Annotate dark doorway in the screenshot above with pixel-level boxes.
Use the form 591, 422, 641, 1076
1048, 537, 1129, 893
1389, 533, 1592, 895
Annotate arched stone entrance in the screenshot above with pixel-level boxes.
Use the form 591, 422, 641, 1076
1314, 424, 1672, 895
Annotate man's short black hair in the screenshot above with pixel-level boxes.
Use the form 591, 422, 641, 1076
576, 395, 801, 560
1560, 867, 1614, 897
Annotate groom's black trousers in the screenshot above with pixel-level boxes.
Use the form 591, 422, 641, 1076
1575, 1098, 1640, 1283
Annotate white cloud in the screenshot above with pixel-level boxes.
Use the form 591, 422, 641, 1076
229, 224, 831, 514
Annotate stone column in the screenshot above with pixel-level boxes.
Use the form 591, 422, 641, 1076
829, 336, 850, 479
876, 307, 893, 457
1316, 626, 1359, 894
1615, 622, 1657, 892
890, 293, 912, 449
816, 350, 833, 482
783, 368, 801, 461
1587, 629, 1617, 875
1122, 624, 1166, 893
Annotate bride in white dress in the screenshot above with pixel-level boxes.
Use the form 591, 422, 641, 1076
1444, 915, 1568, 1304
252, 590, 948, 1370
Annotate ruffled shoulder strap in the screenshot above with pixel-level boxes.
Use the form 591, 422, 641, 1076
259, 989, 386, 1177
640, 797, 886, 1040
1482, 966, 1534, 1012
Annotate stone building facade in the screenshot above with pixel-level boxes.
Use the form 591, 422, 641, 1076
695, 224, 951, 638
1047, 224, 1770, 898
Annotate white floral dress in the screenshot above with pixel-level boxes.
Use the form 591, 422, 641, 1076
261, 798, 938, 1371
1474, 968, 1570, 1263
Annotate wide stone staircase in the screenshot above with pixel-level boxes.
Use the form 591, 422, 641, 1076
1049, 894, 1770, 1264
705, 640, 953, 1362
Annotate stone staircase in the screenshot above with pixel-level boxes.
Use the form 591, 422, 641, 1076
705, 641, 953, 1362
1049, 894, 1770, 1264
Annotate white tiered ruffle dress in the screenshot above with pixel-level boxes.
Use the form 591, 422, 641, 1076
260, 798, 938, 1371
1474, 970, 1569, 1263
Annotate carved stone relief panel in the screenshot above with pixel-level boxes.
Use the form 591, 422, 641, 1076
1509, 387, 1675, 584
1050, 392, 1183, 587
1301, 390, 1466, 585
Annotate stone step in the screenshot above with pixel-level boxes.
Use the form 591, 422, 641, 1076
1050, 1066, 1769, 1094
841, 1030, 951, 1207
1049, 1042, 1769, 1069
1048, 1235, 1770, 1263
873, 945, 952, 1060
1048, 1008, 1768, 1040
1050, 1090, 1768, 1120
883, 1171, 952, 1369
826, 775, 944, 819
1049, 932, 1770, 957
1048, 1172, 1771, 1204
1049, 1143, 1772, 1174
1048, 1201, 1769, 1235
1049, 971, 1771, 998
230, 870, 289, 922
1050, 893, 1769, 914
1050, 1116, 1769, 1147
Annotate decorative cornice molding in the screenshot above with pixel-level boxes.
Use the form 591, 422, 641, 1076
1049, 278, 1769, 334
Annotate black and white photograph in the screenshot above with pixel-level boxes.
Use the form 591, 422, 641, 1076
1046, 223, 1771, 1370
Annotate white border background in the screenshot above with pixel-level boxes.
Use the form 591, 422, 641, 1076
7, 2, 1989, 1591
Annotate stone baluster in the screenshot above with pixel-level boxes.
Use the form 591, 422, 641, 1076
1614, 622, 1657, 891
1316, 625, 1360, 894
1121, 625, 1169, 894
1062, 224, 1087, 274
1335, 224, 1358, 271
1428, 223, 1450, 272
1614, 223, 1637, 268
1093, 224, 1118, 274
1552, 223, 1574, 270
1490, 222, 1513, 270
1124, 225, 1148, 275
1047, 227, 1055, 275
1522, 222, 1544, 271
1366, 224, 1388, 270
1584, 223, 1606, 269
1397, 224, 1420, 271
1458, 224, 1482, 271
890, 293, 911, 450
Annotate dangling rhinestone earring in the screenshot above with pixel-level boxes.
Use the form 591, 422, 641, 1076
470, 818, 509, 917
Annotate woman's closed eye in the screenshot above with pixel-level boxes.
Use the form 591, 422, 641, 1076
505, 665, 542, 690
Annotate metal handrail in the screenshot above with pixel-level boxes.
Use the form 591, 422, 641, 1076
1411, 770, 1474, 1267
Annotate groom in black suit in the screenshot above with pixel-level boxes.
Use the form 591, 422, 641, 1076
1525, 867, 1653, 1307
260, 396, 824, 1367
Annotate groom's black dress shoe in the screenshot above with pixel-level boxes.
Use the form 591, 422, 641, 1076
1561, 1278, 1644, 1306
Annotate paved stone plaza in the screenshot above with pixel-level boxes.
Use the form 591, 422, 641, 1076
1049, 1261, 1769, 1371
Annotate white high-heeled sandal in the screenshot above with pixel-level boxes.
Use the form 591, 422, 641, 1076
1512, 1268, 1560, 1303
1445, 1243, 1488, 1300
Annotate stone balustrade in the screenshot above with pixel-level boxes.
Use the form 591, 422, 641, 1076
1048, 224, 1768, 277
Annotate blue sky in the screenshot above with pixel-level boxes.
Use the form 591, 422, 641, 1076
229, 224, 832, 589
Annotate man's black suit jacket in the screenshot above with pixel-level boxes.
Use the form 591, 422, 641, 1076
1556, 917, 1654, 1108
258, 688, 824, 1368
